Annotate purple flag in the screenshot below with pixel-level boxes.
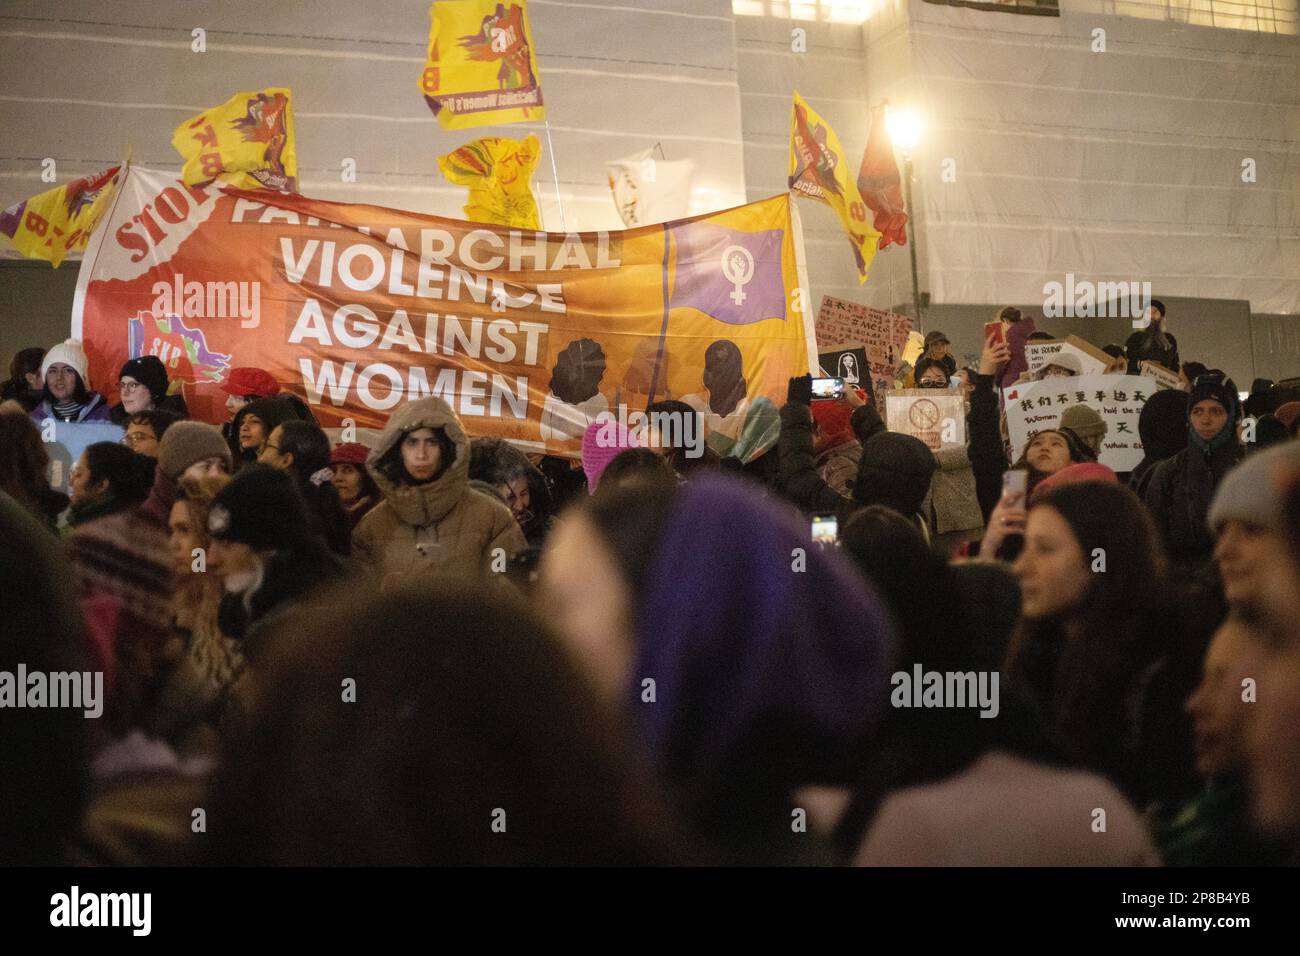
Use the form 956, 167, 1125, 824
668, 221, 787, 326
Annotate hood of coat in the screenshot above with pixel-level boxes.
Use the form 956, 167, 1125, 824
366, 397, 470, 526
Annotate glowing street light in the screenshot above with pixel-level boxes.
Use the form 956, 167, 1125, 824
886, 107, 922, 157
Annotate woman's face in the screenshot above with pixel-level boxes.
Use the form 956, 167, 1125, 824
401, 428, 443, 482
498, 476, 531, 521
1013, 506, 1092, 622
119, 376, 153, 414
1025, 432, 1072, 474
1191, 399, 1228, 442
46, 363, 79, 401
332, 462, 364, 504
226, 393, 250, 417
918, 366, 948, 388
168, 499, 204, 575
68, 451, 106, 507
539, 513, 634, 703
181, 457, 228, 483
239, 413, 266, 450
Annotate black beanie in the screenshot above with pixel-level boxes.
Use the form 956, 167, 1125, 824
1189, 374, 1240, 422
208, 464, 309, 550
1138, 389, 1191, 461
119, 355, 169, 403
852, 432, 938, 516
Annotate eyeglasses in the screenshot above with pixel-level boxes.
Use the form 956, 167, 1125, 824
121, 431, 156, 447
118, 380, 145, 393
261, 442, 281, 454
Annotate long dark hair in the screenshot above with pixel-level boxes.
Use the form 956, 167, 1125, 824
41, 369, 90, 407
1004, 481, 1168, 798
1, 348, 44, 402
275, 420, 351, 555
0, 405, 58, 520
831, 506, 1069, 859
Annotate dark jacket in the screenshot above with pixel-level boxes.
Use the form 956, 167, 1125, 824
966, 372, 1008, 522
1125, 330, 1180, 376
1143, 441, 1242, 569
777, 402, 886, 523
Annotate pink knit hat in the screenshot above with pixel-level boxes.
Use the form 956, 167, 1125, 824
582, 417, 642, 494
1031, 461, 1118, 503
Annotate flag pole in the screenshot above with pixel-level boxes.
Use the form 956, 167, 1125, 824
542, 119, 566, 231
645, 223, 672, 407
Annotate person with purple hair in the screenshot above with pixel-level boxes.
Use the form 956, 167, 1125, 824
539, 472, 896, 863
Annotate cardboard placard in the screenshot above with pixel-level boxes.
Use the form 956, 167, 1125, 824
1139, 360, 1184, 391
1003, 374, 1153, 472
1024, 335, 1111, 379
885, 388, 966, 451
815, 296, 912, 400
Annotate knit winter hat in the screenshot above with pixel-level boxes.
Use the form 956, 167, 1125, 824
40, 338, 89, 384
1030, 461, 1118, 503
208, 464, 309, 550
582, 416, 642, 494
158, 421, 233, 479
329, 442, 370, 467
221, 367, 281, 399
852, 432, 938, 516
1188, 373, 1240, 452
118, 355, 169, 403
811, 400, 855, 454
1059, 403, 1108, 441
1207, 441, 1300, 534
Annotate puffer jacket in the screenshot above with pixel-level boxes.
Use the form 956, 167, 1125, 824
352, 398, 526, 587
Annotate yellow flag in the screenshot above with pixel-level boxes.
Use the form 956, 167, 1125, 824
420, 1, 545, 130
787, 92, 881, 284
0, 164, 120, 266
172, 88, 298, 191
439, 135, 542, 229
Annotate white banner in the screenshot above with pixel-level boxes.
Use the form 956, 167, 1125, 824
1003, 374, 1154, 472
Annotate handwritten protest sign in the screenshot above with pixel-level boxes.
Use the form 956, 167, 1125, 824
886, 388, 965, 450
1003, 374, 1152, 472
1139, 360, 1184, 391
1024, 336, 1111, 379
815, 296, 911, 401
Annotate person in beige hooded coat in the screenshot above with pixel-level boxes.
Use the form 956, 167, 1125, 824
353, 398, 526, 588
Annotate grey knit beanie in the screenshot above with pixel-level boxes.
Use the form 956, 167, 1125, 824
1207, 440, 1300, 533
158, 421, 233, 479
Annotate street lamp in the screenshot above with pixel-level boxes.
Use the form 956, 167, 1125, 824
886, 107, 924, 332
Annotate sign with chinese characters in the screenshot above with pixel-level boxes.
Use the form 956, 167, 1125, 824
815, 296, 912, 401
1002, 374, 1150, 472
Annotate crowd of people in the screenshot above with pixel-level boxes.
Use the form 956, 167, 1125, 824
3, 310, 1300, 867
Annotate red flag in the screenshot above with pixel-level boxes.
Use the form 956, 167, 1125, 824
856, 106, 909, 250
